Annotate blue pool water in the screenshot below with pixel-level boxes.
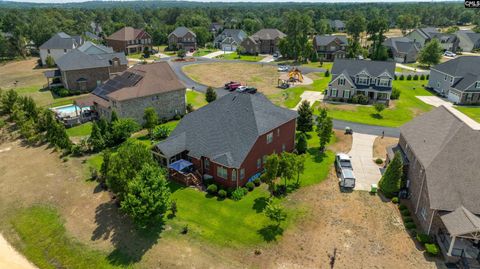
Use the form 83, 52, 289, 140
55, 105, 82, 113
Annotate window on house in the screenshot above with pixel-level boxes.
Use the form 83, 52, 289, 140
112, 101, 117, 108
450, 77, 454, 83
421, 207, 427, 221
277, 128, 280, 137
444, 75, 448, 81
476, 82, 480, 89
357, 77, 369, 85
338, 78, 345, 86
217, 166, 228, 179
204, 159, 210, 170
282, 144, 286, 152
47, 49, 51, 54
240, 168, 245, 180
344, 90, 350, 98
331, 89, 338, 97
267, 132, 273, 144
257, 158, 261, 169
231, 169, 237, 181
378, 79, 390, 87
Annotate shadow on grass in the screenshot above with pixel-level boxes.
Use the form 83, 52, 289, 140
257, 224, 284, 242
168, 181, 186, 193
307, 147, 327, 163
252, 197, 268, 213
370, 113, 383, 119
91, 201, 165, 266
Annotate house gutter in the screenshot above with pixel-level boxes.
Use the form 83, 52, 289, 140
427, 209, 436, 235
415, 169, 426, 214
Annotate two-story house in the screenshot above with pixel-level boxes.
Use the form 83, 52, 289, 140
387, 106, 480, 266
168, 27, 197, 51
75, 62, 186, 124
240, 29, 286, 55
427, 56, 480, 105
313, 35, 348, 61
39, 32, 83, 66
383, 37, 421, 63
455, 30, 480, 52
405, 27, 459, 52
44, 41, 128, 92
326, 59, 396, 104
213, 29, 247, 51
328, 20, 346, 32
105, 27, 152, 55
154, 92, 298, 188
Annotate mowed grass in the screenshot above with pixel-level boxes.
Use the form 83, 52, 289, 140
272, 72, 330, 108
216, 52, 265, 62
193, 48, 219, 57
455, 106, 480, 123
186, 90, 207, 109
14, 85, 87, 108
10, 206, 130, 269
66, 122, 92, 137
318, 80, 434, 127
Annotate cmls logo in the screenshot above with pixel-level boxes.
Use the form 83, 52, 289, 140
465, 0, 480, 8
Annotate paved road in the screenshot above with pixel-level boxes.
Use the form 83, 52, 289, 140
333, 119, 399, 138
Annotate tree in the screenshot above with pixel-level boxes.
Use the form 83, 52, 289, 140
143, 107, 158, 137
236, 45, 245, 56
0, 89, 19, 114
346, 14, 366, 58
262, 154, 279, 195
296, 132, 308, 154
47, 121, 72, 150
111, 118, 140, 145
374, 103, 386, 117
379, 151, 403, 198
205, 86, 217, 103
418, 39, 442, 67
264, 200, 286, 227
280, 10, 313, 62
121, 164, 171, 227
367, 16, 389, 60
45, 55, 55, 67
296, 100, 313, 133
177, 49, 186, 59
110, 110, 119, 123
292, 154, 306, 186
88, 121, 105, 152
278, 152, 295, 190
316, 108, 333, 152
105, 140, 156, 199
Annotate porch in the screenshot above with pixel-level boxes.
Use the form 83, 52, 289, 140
167, 159, 202, 188
44, 69, 63, 89
355, 90, 390, 105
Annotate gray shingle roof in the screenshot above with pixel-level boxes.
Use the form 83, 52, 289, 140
432, 56, 480, 92
400, 106, 480, 214
329, 20, 345, 30
156, 92, 297, 167
170, 27, 196, 38
214, 29, 247, 44
39, 32, 82, 49
251, 29, 286, 41
330, 59, 395, 91
383, 37, 420, 54
314, 35, 348, 46
441, 206, 480, 236
55, 42, 126, 71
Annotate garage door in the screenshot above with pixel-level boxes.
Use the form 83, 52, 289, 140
448, 91, 460, 103
221, 44, 236, 51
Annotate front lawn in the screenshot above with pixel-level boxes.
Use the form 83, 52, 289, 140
455, 106, 480, 123
186, 90, 207, 109
66, 122, 92, 137
272, 72, 330, 108
193, 48, 219, 57
317, 80, 434, 127
216, 52, 265, 62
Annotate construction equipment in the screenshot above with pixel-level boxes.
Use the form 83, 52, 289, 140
288, 68, 303, 83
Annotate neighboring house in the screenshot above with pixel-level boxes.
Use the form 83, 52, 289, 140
383, 37, 421, 63
240, 29, 286, 55
210, 22, 223, 34
427, 56, 480, 105
313, 34, 348, 61
329, 20, 346, 32
326, 59, 395, 104
105, 27, 152, 55
213, 29, 247, 51
388, 106, 480, 266
85, 31, 102, 41
75, 62, 186, 123
405, 27, 459, 52
90, 21, 103, 36
39, 32, 83, 66
44, 41, 127, 92
455, 30, 480, 52
168, 27, 197, 51
154, 92, 297, 188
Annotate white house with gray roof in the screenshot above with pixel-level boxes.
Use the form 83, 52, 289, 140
383, 37, 421, 63
455, 30, 480, 52
213, 29, 247, 51
405, 27, 459, 52
39, 32, 84, 66
326, 59, 395, 104
428, 56, 480, 105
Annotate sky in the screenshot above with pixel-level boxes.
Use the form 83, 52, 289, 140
3, 0, 463, 3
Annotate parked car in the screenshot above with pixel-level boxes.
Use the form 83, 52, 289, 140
224, 81, 238, 89
236, 86, 248, 92
335, 153, 352, 172
345, 126, 353, 135
277, 65, 289, 72
273, 52, 281, 59
335, 153, 355, 189
444, 51, 456, 57
228, 83, 242, 91
245, 87, 257, 94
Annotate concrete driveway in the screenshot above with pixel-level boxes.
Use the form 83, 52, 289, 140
0, 234, 37, 269
348, 133, 382, 191
201, 50, 233, 59
293, 91, 324, 110
259, 55, 274, 63
416, 96, 453, 107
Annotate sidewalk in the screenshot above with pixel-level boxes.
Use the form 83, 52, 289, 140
0, 234, 37, 269
201, 50, 233, 59
396, 63, 429, 73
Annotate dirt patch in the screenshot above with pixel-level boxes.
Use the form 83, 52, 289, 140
328, 130, 353, 153
373, 136, 399, 160
182, 62, 280, 96
322, 102, 358, 111
0, 58, 50, 89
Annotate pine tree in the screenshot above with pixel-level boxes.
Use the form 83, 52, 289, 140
316, 108, 333, 152
88, 122, 105, 152
379, 151, 403, 198
205, 87, 217, 103
296, 132, 308, 154
143, 107, 159, 137
297, 100, 313, 133
110, 110, 118, 123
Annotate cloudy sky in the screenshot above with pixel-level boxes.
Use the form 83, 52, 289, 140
4, 0, 463, 3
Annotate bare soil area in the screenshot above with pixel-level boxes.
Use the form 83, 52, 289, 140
373, 136, 399, 160
0, 58, 50, 89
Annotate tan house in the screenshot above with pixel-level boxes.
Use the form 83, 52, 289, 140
168, 27, 197, 51
76, 62, 186, 124
313, 35, 348, 61
105, 27, 152, 55
240, 29, 286, 55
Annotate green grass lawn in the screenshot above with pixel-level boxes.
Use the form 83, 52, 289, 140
193, 48, 219, 57
10, 206, 131, 269
186, 90, 207, 109
14, 86, 86, 108
318, 80, 433, 127
455, 106, 480, 123
216, 52, 265, 62
66, 122, 92, 138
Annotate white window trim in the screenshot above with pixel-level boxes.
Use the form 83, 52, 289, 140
267, 132, 273, 144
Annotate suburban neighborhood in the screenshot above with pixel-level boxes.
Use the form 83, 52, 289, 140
0, 1, 480, 269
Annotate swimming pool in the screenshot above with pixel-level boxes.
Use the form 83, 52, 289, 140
51, 105, 90, 116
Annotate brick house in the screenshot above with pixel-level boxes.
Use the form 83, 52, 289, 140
427, 56, 480, 105
154, 92, 298, 188
105, 27, 152, 55
326, 59, 395, 104
313, 35, 348, 61
44, 41, 127, 92
39, 32, 83, 66
240, 29, 286, 55
387, 106, 480, 265
75, 62, 186, 124
168, 27, 197, 51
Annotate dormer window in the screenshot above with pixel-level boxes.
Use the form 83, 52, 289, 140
338, 78, 346, 86
378, 78, 390, 87
357, 76, 369, 85
476, 82, 480, 89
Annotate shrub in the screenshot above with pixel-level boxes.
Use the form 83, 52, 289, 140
325, 69, 330, 77
218, 189, 227, 199
186, 103, 194, 113
413, 74, 419, 80
420, 74, 426, 80
245, 182, 255, 191
425, 243, 439, 256
399, 74, 405, 80
405, 222, 416, 230
253, 178, 261, 187
406, 74, 412, 80
173, 114, 181, 120
152, 125, 170, 140
391, 87, 401, 100
231, 187, 247, 201
181, 225, 189, 234
403, 216, 413, 223
45, 55, 55, 67
401, 208, 411, 216
391, 197, 399, 204
375, 158, 384, 164
416, 233, 433, 244
426, 74, 429, 80
207, 184, 218, 195
0, 119, 5, 128
394, 74, 398, 80
398, 204, 407, 210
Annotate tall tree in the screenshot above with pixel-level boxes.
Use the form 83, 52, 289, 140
143, 107, 159, 137
296, 100, 313, 133
418, 39, 443, 67
296, 132, 308, 154
316, 108, 333, 152
367, 16, 389, 61
346, 14, 366, 58
278, 152, 295, 189
280, 10, 313, 62
379, 151, 403, 198
262, 154, 279, 195
88, 122, 105, 152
